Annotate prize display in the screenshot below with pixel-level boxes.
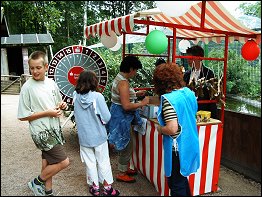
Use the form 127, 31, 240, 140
47, 45, 108, 104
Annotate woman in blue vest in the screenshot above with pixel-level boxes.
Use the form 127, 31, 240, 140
152, 62, 200, 196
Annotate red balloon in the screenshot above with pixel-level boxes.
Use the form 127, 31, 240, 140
241, 40, 260, 61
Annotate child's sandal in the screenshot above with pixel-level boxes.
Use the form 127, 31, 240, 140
103, 187, 120, 196
89, 186, 100, 196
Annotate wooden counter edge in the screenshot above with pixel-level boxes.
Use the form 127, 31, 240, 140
149, 118, 222, 126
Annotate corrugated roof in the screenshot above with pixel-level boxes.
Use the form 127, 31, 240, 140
1, 33, 54, 47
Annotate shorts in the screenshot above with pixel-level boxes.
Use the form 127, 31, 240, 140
41, 144, 67, 165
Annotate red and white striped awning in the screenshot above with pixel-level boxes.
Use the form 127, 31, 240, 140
85, 1, 261, 44
85, 13, 135, 38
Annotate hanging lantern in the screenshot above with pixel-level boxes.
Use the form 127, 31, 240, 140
110, 36, 121, 51
178, 39, 191, 53
145, 30, 168, 54
241, 39, 260, 61
101, 31, 118, 48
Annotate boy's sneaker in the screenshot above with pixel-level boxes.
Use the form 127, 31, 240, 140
28, 180, 45, 196
45, 193, 54, 196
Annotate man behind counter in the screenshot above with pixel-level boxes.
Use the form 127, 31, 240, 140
183, 45, 218, 119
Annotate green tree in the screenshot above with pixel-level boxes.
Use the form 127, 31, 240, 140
87, 1, 154, 20
1, 1, 62, 34
237, 1, 261, 18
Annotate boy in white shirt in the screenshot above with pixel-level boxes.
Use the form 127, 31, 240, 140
17, 51, 69, 196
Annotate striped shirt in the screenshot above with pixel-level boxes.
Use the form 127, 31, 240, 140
111, 73, 136, 104
162, 98, 181, 139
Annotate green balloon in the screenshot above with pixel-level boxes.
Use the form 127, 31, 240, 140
145, 30, 168, 54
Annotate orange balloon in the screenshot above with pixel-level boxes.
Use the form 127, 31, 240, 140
241, 40, 260, 61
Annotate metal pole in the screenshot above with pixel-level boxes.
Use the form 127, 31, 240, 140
83, 1, 87, 46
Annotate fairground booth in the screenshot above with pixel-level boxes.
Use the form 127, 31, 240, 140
47, 1, 261, 196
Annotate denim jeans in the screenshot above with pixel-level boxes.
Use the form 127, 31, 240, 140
167, 151, 192, 196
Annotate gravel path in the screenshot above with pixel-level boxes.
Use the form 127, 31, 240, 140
1, 94, 261, 196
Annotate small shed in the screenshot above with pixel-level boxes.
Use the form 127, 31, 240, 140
1, 33, 54, 76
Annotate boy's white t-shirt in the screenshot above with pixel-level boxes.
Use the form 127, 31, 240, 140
17, 77, 65, 151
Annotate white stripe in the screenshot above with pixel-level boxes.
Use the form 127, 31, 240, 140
129, 14, 135, 31
205, 125, 218, 193
107, 21, 111, 33
138, 132, 143, 172
160, 136, 167, 196
114, 19, 120, 35
92, 25, 95, 37
193, 126, 206, 196
132, 131, 138, 170
97, 23, 101, 37
101, 22, 106, 35
145, 121, 151, 180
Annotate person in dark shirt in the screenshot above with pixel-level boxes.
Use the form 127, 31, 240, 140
154, 58, 166, 67
183, 45, 218, 119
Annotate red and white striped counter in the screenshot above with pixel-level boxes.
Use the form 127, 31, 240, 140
131, 118, 223, 196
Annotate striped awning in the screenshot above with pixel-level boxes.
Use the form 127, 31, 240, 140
85, 13, 135, 37
85, 1, 261, 44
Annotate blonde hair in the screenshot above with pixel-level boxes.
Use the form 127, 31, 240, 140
28, 51, 48, 66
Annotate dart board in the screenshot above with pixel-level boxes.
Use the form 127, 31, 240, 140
47, 45, 108, 105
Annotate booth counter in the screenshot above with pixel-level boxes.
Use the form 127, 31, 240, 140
131, 118, 223, 196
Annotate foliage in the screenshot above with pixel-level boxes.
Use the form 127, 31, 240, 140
237, 1, 261, 18
87, 1, 154, 20
207, 42, 261, 100
2, 1, 62, 34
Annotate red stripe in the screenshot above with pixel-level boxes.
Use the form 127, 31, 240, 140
199, 125, 211, 194
105, 21, 110, 36
149, 121, 155, 183
211, 124, 223, 192
164, 176, 169, 196
125, 15, 131, 33
110, 20, 115, 33
85, 27, 89, 38
89, 26, 93, 36
188, 174, 195, 196
157, 134, 162, 193
117, 17, 123, 35
94, 24, 98, 35
141, 129, 146, 175
99, 23, 103, 37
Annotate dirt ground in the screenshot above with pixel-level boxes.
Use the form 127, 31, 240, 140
1, 94, 261, 196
